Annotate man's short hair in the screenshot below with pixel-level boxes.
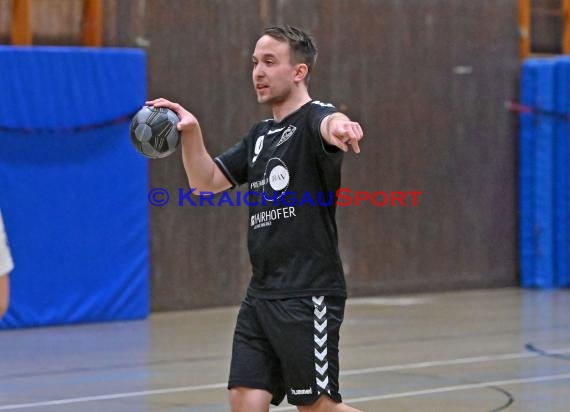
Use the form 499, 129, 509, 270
263, 25, 317, 83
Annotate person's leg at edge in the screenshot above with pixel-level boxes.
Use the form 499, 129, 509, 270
0, 274, 9, 318
229, 387, 273, 412
297, 394, 362, 412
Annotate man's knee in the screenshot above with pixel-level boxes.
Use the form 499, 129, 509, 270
297, 394, 334, 412
228, 388, 242, 411
297, 394, 362, 412
229, 387, 271, 412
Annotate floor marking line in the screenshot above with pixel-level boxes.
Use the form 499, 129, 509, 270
272, 372, 570, 410
341, 347, 570, 376
2, 347, 570, 410
0, 383, 226, 410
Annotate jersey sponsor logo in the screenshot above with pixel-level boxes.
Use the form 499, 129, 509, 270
276, 125, 297, 146
291, 387, 313, 396
263, 158, 290, 200
269, 165, 289, 191
250, 206, 296, 229
250, 177, 268, 190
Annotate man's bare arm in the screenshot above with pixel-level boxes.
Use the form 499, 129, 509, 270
145, 98, 231, 194
320, 112, 364, 153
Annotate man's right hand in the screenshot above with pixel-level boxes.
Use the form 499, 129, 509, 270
144, 98, 231, 194
145, 98, 199, 133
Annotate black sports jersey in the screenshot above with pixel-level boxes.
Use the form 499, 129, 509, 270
214, 100, 346, 298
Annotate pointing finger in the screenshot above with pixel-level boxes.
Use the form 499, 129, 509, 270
351, 123, 362, 140
355, 122, 364, 138
350, 138, 361, 153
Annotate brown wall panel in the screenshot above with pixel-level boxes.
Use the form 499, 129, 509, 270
145, 0, 520, 311
144, 1, 267, 310
532, 0, 563, 53
0, 0, 11, 43
0, 0, 128, 45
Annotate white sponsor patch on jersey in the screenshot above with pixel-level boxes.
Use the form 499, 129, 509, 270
269, 165, 289, 191
263, 158, 290, 200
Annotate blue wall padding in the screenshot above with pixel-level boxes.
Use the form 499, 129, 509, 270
519, 59, 556, 288
520, 57, 570, 288
519, 62, 535, 287
0, 47, 149, 328
0, 46, 145, 129
555, 57, 570, 287
532, 61, 556, 287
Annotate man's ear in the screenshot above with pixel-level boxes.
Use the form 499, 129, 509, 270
294, 63, 309, 83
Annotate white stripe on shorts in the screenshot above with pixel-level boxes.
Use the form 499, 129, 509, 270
312, 295, 331, 395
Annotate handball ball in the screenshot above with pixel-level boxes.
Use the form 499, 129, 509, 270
130, 106, 181, 158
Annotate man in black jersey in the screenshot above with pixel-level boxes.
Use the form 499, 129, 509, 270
147, 25, 363, 412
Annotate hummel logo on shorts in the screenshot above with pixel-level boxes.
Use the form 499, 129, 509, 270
291, 387, 313, 395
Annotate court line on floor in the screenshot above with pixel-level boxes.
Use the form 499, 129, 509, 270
1, 347, 569, 410
341, 346, 570, 376
0, 383, 227, 410
272, 372, 570, 410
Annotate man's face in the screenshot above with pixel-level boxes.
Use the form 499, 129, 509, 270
252, 35, 298, 105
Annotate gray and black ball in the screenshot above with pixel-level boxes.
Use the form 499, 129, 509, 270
130, 106, 181, 159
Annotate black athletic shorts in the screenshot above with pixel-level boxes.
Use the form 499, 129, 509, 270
227, 294, 346, 406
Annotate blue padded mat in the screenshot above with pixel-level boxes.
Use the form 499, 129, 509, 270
519, 59, 556, 288
0, 47, 149, 328
555, 57, 570, 287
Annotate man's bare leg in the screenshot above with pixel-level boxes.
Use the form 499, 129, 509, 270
229, 387, 272, 412
297, 394, 362, 412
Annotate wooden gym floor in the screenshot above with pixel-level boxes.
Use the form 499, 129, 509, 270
0, 288, 569, 411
